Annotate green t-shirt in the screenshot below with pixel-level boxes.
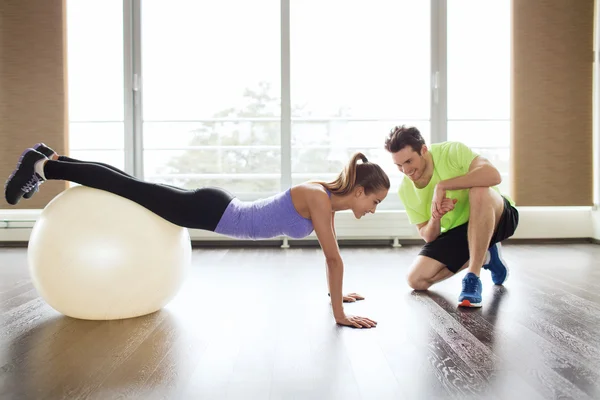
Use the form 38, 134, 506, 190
398, 141, 514, 233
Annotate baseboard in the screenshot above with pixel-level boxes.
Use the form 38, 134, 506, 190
1, 237, 596, 250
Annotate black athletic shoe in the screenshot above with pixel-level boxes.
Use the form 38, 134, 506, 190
4, 148, 47, 205
22, 143, 56, 199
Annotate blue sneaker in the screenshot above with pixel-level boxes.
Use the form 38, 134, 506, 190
483, 243, 509, 285
458, 272, 482, 307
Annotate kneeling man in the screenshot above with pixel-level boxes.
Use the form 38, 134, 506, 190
384, 125, 519, 307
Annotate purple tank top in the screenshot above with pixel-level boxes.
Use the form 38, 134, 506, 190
214, 188, 325, 240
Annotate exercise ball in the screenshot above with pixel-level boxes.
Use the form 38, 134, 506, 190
27, 185, 192, 320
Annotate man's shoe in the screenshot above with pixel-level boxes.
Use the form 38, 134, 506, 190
458, 272, 483, 307
4, 149, 47, 205
22, 143, 56, 199
483, 243, 509, 285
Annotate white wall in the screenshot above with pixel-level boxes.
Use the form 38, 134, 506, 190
1, 207, 594, 244
592, 210, 600, 240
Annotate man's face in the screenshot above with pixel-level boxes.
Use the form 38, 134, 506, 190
391, 145, 428, 182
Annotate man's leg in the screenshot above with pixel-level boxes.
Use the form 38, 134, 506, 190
408, 222, 471, 291
458, 187, 506, 307
407, 256, 468, 291
466, 187, 505, 276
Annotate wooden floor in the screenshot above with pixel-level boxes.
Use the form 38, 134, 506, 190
1, 243, 600, 399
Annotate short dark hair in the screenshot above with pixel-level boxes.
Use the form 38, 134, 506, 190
384, 125, 426, 154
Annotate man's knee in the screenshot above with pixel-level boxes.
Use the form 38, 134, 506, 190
469, 187, 504, 219
406, 272, 432, 291
469, 187, 489, 203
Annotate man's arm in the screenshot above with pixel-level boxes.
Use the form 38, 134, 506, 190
416, 218, 441, 243
437, 156, 501, 191
415, 197, 457, 243
431, 156, 501, 216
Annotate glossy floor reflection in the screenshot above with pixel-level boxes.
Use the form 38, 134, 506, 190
1, 244, 600, 399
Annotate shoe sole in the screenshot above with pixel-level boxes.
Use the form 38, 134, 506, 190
458, 299, 482, 307
22, 144, 51, 199
4, 148, 35, 205
5, 148, 32, 183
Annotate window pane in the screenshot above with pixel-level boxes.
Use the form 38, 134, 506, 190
141, 0, 280, 120
145, 148, 280, 176
447, 1, 510, 120
66, 0, 124, 167
291, 1, 430, 211
68, 121, 125, 178
447, 121, 509, 148
292, 121, 430, 150
141, 0, 280, 198
448, 1, 511, 196
69, 122, 125, 150
143, 121, 280, 149
66, 0, 124, 121
143, 121, 280, 197
291, 0, 430, 119
292, 121, 431, 211
448, 121, 510, 196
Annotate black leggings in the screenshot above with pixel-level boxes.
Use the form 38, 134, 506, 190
44, 156, 235, 231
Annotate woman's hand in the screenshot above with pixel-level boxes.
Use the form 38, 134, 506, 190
343, 292, 365, 302
335, 314, 377, 329
328, 292, 366, 302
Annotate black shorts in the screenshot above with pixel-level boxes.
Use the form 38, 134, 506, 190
418, 196, 519, 273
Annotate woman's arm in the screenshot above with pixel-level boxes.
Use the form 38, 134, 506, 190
307, 190, 376, 328
328, 213, 364, 302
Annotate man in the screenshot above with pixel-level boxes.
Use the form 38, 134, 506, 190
384, 125, 519, 307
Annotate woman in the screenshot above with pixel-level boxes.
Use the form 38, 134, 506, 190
5, 144, 390, 328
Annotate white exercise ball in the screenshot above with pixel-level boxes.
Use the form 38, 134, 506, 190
27, 185, 192, 320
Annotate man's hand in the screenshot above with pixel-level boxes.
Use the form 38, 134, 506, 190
335, 314, 377, 328
431, 196, 457, 220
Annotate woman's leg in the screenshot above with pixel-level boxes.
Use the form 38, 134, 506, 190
58, 156, 134, 178
33, 142, 136, 180
41, 159, 234, 230
57, 156, 188, 192
32, 144, 187, 192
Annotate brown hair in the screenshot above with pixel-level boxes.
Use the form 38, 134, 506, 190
384, 125, 426, 154
318, 152, 390, 196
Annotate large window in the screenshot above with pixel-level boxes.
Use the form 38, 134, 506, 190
66, 0, 125, 169
447, 0, 511, 196
66, 0, 510, 207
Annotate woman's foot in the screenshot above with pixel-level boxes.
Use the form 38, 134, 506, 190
4, 149, 48, 205
22, 143, 57, 199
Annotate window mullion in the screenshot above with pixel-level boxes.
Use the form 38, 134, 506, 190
431, 0, 447, 143
281, 0, 292, 190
